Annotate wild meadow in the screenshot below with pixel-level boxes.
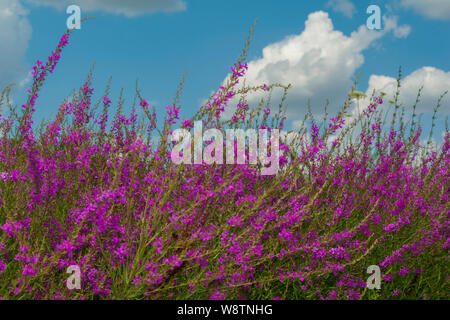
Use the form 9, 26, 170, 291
0, 22, 448, 300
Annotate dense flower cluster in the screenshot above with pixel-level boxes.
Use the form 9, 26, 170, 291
0, 29, 448, 300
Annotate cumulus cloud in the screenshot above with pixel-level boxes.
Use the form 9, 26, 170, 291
401, 0, 450, 20
325, 0, 356, 18
384, 15, 411, 38
26, 0, 186, 17
0, 0, 32, 90
217, 11, 411, 123
355, 67, 450, 116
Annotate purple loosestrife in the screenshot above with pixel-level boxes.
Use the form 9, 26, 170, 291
96, 96, 112, 134
204, 63, 249, 120
0, 26, 447, 301
165, 105, 180, 124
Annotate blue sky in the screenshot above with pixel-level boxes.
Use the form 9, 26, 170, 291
1, 0, 449, 142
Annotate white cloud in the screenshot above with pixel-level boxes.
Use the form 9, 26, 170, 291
326, 0, 356, 18
355, 67, 450, 116
26, 0, 186, 17
401, 0, 450, 20
393, 24, 411, 38
384, 15, 412, 38
216, 11, 411, 123
0, 0, 32, 90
